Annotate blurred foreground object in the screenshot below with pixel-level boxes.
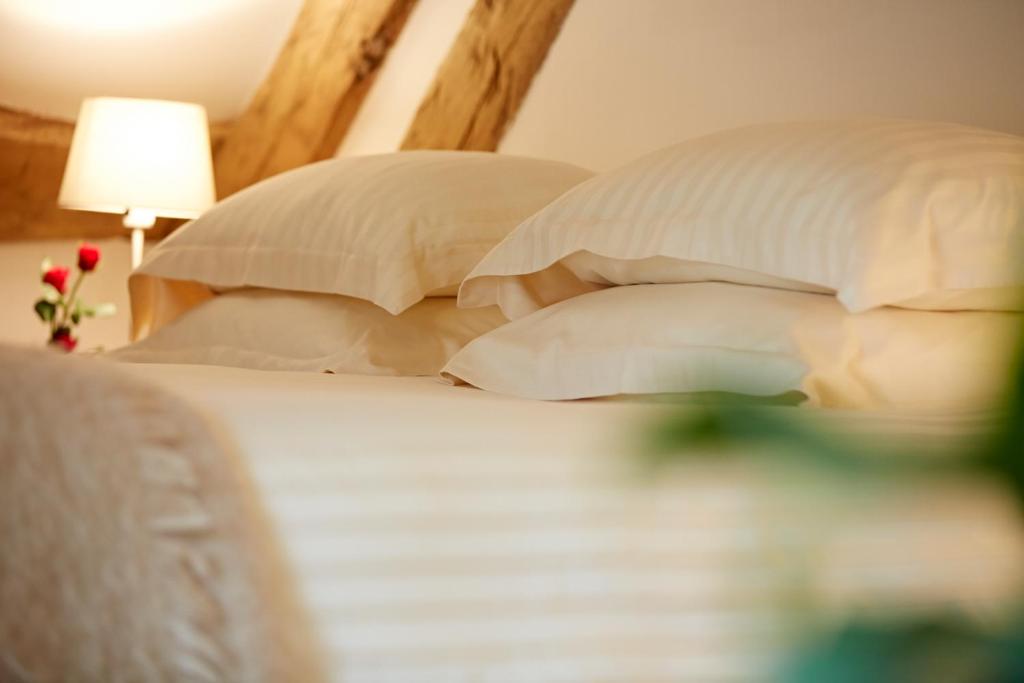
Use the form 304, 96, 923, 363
0, 345, 325, 681
644, 320, 1024, 682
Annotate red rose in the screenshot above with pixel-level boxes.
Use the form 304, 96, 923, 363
51, 327, 77, 352
42, 266, 70, 294
78, 243, 101, 272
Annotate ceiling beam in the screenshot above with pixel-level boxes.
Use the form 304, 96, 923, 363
0, 106, 73, 146
214, 0, 418, 199
0, 107, 228, 241
401, 0, 575, 151
0, 107, 144, 241
0, 0, 417, 240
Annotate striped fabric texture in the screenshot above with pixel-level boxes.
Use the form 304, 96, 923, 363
124, 365, 1024, 683
133, 151, 592, 316
460, 120, 1024, 318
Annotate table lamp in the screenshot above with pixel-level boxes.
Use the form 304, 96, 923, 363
58, 97, 216, 268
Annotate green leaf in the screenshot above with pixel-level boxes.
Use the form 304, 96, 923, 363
780, 611, 1024, 683
644, 400, 882, 471
92, 302, 116, 318
75, 299, 96, 322
40, 285, 60, 303
637, 393, 981, 491
33, 299, 56, 322
976, 323, 1024, 510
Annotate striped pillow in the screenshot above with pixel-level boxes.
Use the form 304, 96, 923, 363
130, 151, 592, 331
114, 289, 505, 376
459, 120, 1024, 317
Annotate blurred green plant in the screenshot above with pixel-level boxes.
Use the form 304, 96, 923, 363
642, 321, 1024, 682
780, 614, 1024, 683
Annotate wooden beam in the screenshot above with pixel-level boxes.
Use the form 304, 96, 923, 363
401, 0, 574, 152
0, 107, 229, 242
0, 0, 414, 239
0, 107, 134, 241
0, 106, 74, 147
214, 0, 418, 198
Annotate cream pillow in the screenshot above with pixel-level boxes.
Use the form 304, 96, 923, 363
443, 282, 1020, 410
797, 307, 1021, 411
444, 283, 835, 400
459, 120, 1024, 318
111, 289, 506, 376
129, 151, 591, 336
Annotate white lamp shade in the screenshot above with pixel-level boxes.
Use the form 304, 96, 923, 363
59, 97, 216, 219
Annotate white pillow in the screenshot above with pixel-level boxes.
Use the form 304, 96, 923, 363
443, 282, 1020, 410
111, 289, 506, 376
459, 120, 1024, 318
129, 151, 591, 337
444, 283, 832, 400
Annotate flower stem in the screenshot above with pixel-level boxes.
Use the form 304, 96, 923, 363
59, 270, 85, 330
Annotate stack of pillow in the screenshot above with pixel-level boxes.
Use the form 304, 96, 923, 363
118, 120, 1024, 412
445, 119, 1024, 411
117, 151, 592, 375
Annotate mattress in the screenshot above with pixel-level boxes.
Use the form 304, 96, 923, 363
120, 363, 1024, 683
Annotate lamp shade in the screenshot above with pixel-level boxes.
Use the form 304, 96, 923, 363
58, 97, 216, 219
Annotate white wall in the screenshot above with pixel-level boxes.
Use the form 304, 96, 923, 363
499, 0, 1024, 170
0, 239, 134, 351
0, 0, 303, 120
337, 0, 475, 158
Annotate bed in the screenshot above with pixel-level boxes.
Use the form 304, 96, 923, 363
6, 122, 1023, 681
116, 362, 1024, 682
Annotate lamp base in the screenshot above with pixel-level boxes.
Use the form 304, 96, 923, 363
123, 208, 156, 269
130, 228, 145, 269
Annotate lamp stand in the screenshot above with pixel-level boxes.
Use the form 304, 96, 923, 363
123, 208, 156, 269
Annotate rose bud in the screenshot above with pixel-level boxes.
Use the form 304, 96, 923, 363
51, 327, 78, 352
78, 243, 101, 272
42, 266, 70, 294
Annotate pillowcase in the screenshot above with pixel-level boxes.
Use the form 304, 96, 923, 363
129, 151, 591, 336
111, 289, 507, 376
444, 283, 835, 400
459, 119, 1024, 319
796, 307, 1021, 411
443, 282, 1020, 411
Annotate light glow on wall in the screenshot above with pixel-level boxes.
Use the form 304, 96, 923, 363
0, 0, 249, 32
0, 0, 304, 120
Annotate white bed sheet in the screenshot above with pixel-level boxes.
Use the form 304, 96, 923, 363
119, 363, 1024, 683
